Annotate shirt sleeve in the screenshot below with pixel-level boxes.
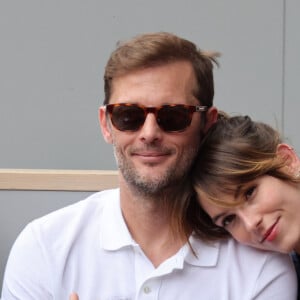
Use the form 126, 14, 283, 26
251, 252, 297, 299
1, 223, 52, 300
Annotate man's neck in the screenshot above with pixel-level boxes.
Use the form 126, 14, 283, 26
119, 180, 187, 267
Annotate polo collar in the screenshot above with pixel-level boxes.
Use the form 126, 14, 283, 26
99, 189, 136, 250
99, 189, 220, 268
184, 235, 220, 267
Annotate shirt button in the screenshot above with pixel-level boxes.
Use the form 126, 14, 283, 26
143, 286, 151, 294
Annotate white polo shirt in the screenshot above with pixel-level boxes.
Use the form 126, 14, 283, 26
1, 189, 297, 299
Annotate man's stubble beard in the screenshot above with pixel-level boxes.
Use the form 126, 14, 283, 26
113, 144, 199, 198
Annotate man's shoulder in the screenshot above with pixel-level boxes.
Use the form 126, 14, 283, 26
23, 188, 120, 242
218, 238, 293, 271
219, 238, 274, 258
37, 188, 119, 221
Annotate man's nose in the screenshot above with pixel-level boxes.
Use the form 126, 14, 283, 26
138, 113, 163, 142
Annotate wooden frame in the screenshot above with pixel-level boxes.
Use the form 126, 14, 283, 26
0, 169, 119, 191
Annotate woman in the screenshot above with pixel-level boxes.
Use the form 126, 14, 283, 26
191, 114, 300, 291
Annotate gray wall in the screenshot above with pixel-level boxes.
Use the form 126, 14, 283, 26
1, 0, 299, 171
1, 0, 299, 292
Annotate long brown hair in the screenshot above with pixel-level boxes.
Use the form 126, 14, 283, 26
189, 114, 298, 241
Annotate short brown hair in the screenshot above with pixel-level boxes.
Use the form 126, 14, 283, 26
104, 32, 219, 107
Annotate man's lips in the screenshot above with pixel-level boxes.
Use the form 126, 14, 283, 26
133, 152, 169, 158
132, 148, 173, 157
135, 152, 166, 156
132, 151, 171, 163
260, 218, 280, 243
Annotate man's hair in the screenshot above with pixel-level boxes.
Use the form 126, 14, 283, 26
103, 32, 219, 107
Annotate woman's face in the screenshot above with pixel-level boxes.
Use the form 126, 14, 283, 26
197, 175, 300, 253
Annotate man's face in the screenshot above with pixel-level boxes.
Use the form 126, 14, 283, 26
100, 61, 217, 196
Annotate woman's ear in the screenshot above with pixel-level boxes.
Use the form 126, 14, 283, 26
276, 143, 300, 176
99, 106, 113, 144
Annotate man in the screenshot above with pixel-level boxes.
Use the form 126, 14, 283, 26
1, 32, 297, 299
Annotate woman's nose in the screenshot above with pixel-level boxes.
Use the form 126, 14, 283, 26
239, 209, 262, 233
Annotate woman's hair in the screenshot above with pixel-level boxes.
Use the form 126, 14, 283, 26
167, 175, 229, 244
188, 114, 299, 241
103, 32, 219, 107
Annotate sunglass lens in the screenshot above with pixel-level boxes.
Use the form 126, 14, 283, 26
158, 106, 191, 131
111, 105, 145, 131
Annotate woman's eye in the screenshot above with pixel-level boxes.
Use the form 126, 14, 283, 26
221, 215, 236, 227
245, 186, 256, 200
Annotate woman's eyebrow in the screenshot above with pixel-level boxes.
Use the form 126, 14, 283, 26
234, 184, 243, 199
212, 212, 227, 224
210, 184, 246, 223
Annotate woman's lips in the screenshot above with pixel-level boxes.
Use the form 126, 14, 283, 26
260, 218, 280, 243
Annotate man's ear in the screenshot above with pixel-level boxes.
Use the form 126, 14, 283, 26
99, 106, 113, 144
203, 106, 218, 133
276, 143, 300, 176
